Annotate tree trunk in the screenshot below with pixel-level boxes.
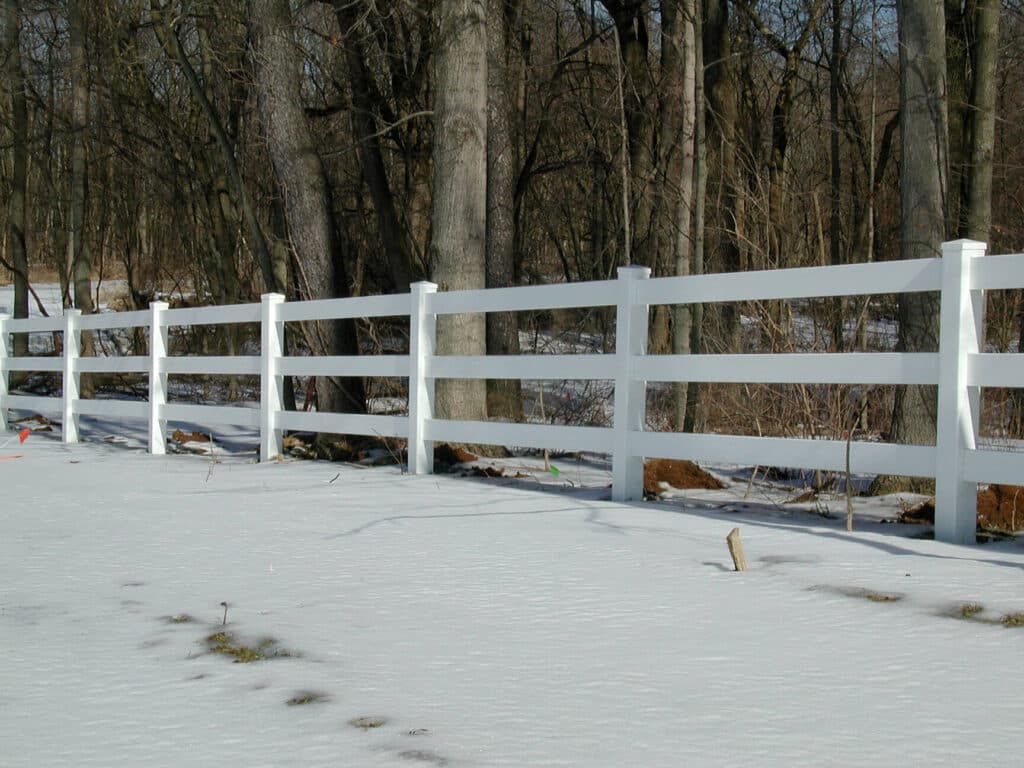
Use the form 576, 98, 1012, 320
829, 0, 844, 351
430, 0, 488, 423
663, 0, 698, 427
703, 0, 742, 350
964, 0, 998, 242
603, 1, 656, 269
944, 0, 969, 237
250, 0, 364, 414
4, 0, 29, 361
486, 0, 523, 421
879, 0, 949, 493
68, 0, 95, 393
684, 0, 706, 433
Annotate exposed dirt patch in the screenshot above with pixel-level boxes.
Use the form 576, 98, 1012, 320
286, 691, 329, 706
643, 458, 725, 497
809, 585, 903, 603
204, 631, 294, 663
433, 443, 478, 468
978, 485, 1024, 532
171, 429, 211, 444
12, 414, 54, 432
898, 484, 1024, 533
349, 716, 388, 730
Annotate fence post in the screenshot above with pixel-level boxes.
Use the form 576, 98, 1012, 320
0, 313, 8, 433
935, 239, 986, 544
62, 309, 82, 444
149, 300, 169, 455
260, 293, 286, 462
612, 265, 651, 502
408, 281, 437, 474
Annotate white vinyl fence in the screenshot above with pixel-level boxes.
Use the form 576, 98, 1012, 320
2, 239, 1022, 545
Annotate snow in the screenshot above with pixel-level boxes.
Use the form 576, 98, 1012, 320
3, 431, 1024, 767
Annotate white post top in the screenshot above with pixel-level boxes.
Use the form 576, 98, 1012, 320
941, 239, 987, 254
412, 281, 438, 291
617, 265, 651, 279
261, 292, 286, 302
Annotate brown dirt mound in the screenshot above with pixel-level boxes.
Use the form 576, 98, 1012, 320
643, 458, 725, 497
898, 484, 1024, 533
171, 429, 211, 443
979, 485, 1024, 532
434, 444, 478, 467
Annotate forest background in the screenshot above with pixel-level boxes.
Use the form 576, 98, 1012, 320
2, 0, 1022, 491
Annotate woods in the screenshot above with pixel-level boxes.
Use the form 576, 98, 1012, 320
2, 1, 1023, 452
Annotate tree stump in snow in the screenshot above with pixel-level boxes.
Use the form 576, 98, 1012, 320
726, 527, 747, 572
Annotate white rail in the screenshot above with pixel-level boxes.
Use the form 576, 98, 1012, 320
1, 239, 1020, 545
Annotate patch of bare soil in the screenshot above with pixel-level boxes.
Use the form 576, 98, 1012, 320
898, 484, 1024, 534
433, 443, 478, 467
171, 429, 211, 444
643, 458, 725, 497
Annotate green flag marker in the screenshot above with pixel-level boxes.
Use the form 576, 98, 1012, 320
548, 465, 560, 477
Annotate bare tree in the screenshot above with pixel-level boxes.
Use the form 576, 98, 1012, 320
880, 0, 949, 492
964, 0, 999, 242
486, 0, 523, 420
703, 0, 743, 349
3, 0, 29, 360
430, 0, 488, 422
68, 0, 93, 318
250, 0, 365, 414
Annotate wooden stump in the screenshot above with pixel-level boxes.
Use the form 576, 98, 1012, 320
726, 527, 747, 572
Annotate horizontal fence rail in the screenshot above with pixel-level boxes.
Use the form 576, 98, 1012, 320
1, 239, 1021, 545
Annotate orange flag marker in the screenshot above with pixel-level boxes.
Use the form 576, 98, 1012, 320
18, 428, 30, 444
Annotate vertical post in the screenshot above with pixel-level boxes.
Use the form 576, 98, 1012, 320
62, 309, 82, 444
0, 313, 8, 433
611, 265, 651, 502
148, 301, 169, 455
260, 293, 286, 462
408, 281, 437, 474
935, 239, 986, 544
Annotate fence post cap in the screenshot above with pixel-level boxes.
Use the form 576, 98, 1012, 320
941, 239, 987, 255
411, 281, 438, 292
617, 265, 651, 279
64, 308, 82, 317
261, 292, 286, 302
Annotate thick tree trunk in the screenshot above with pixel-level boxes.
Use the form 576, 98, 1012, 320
703, 0, 742, 350
662, 0, 698, 426
964, 0, 999, 242
250, 0, 364, 414
486, 0, 522, 421
4, 0, 29, 361
879, 0, 949, 493
430, 0, 488, 423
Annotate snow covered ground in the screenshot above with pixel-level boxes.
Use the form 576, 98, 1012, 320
3, 431, 1024, 767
